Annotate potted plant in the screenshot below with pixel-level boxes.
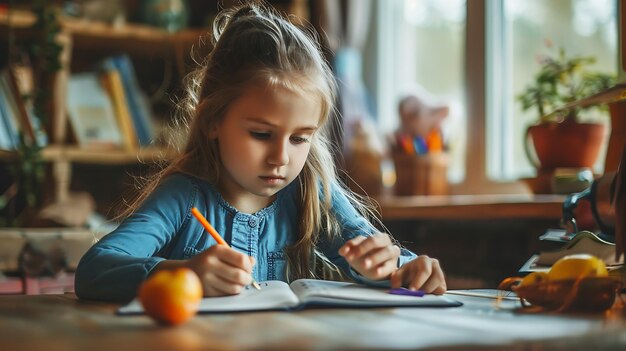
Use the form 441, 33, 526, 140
517, 45, 615, 176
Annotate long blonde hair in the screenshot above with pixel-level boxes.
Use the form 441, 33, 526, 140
122, 2, 381, 281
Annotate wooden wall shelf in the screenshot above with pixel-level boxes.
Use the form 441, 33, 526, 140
0, 146, 178, 165
0, 10, 207, 62
41, 145, 178, 164
376, 194, 565, 221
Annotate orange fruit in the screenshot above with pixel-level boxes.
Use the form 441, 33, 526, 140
519, 271, 549, 287
138, 267, 203, 325
548, 254, 608, 282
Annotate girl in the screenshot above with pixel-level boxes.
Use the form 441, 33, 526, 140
75, 3, 446, 302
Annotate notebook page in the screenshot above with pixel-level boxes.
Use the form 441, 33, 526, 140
196, 281, 299, 312
289, 279, 462, 307
117, 280, 299, 314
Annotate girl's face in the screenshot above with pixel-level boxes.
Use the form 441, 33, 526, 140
212, 83, 321, 213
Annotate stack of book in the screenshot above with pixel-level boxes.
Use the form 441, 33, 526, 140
66, 55, 155, 151
519, 229, 625, 283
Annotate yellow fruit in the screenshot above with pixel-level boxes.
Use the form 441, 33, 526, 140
138, 268, 203, 325
548, 254, 608, 282
519, 271, 549, 287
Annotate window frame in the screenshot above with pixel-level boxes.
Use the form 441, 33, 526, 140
462, 0, 528, 194
374, 0, 621, 195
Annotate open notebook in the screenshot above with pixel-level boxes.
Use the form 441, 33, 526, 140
118, 279, 462, 314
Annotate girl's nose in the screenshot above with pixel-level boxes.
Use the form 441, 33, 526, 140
267, 140, 289, 166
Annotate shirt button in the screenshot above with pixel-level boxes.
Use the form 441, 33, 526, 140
248, 218, 258, 228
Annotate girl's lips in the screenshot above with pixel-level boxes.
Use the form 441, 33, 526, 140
259, 176, 286, 184
260, 175, 285, 179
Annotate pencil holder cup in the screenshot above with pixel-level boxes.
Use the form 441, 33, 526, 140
392, 152, 448, 196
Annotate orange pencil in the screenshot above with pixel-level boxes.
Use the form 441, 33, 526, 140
191, 207, 262, 290
425, 129, 443, 152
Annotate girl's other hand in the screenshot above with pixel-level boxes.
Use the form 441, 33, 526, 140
186, 245, 255, 297
390, 255, 446, 295
339, 233, 401, 280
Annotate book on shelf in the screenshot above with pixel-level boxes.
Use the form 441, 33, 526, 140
3, 69, 34, 144
0, 70, 32, 147
8, 64, 48, 147
108, 55, 155, 147
67, 72, 123, 149
0, 67, 46, 150
0, 113, 12, 150
0, 76, 19, 150
100, 59, 139, 151
118, 279, 462, 315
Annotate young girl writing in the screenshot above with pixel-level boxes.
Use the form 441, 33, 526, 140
75, 3, 446, 302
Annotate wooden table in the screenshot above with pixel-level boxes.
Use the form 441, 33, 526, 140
1, 292, 625, 350
376, 194, 565, 221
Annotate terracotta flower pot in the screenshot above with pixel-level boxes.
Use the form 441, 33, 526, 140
526, 122, 607, 172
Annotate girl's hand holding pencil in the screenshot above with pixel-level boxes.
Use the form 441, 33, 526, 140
187, 208, 261, 297
185, 245, 258, 297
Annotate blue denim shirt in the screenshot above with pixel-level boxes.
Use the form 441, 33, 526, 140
75, 174, 417, 301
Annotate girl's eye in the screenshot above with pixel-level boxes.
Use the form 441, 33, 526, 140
290, 136, 310, 144
250, 131, 271, 140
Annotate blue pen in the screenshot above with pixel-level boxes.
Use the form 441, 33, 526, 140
413, 137, 428, 154
388, 288, 425, 297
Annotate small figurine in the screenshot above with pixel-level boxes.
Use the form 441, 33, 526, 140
394, 88, 449, 154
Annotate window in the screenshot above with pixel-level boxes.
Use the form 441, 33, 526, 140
487, 0, 617, 180
374, 0, 467, 183
371, 0, 618, 193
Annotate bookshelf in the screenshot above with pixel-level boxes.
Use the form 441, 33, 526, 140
0, 9, 197, 205
0, 2, 310, 215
